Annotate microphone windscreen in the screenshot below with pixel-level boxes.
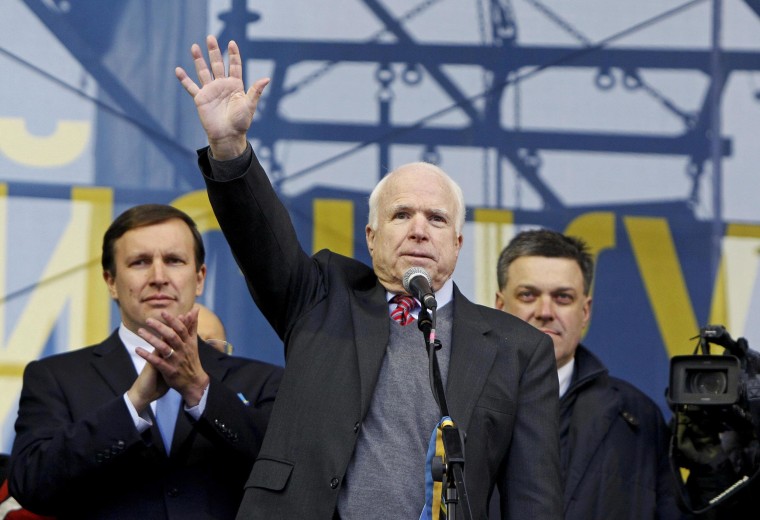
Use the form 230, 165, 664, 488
402, 267, 431, 293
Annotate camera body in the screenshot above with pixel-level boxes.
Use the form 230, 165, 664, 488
668, 325, 760, 411
667, 326, 760, 513
669, 354, 741, 406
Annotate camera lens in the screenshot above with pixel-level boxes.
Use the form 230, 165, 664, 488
686, 369, 728, 395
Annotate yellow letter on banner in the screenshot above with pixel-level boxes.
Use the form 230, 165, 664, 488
0, 188, 112, 440
624, 216, 700, 357
0, 184, 6, 363
564, 212, 617, 277
172, 190, 221, 234
0, 118, 90, 167
473, 208, 514, 306
720, 223, 760, 336
313, 199, 354, 257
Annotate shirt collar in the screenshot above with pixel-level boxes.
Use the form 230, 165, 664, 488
557, 357, 575, 398
118, 323, 156, 375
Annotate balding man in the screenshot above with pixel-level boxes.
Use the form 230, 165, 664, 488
197, 304, 231, 354
175, 35, 562, 519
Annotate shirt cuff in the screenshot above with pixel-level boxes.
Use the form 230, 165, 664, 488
207, 142, 253, 180
184, 383, 209, 421
123, 393, 152, 434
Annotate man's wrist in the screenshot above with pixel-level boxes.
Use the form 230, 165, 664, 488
208, 136, 248, 161
181, 374, 211, 407
126, 388, 150, 414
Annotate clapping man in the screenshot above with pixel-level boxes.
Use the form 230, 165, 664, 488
9, 204, 282, 519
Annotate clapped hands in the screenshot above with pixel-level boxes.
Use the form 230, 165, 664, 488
135, 307, 210, 408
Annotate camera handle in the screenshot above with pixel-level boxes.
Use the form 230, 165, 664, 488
669, 409, 760, 514
698, 326, 760, 439
669, 325, 760, 513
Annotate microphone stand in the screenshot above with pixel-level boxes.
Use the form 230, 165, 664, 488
418, 306, 472, 520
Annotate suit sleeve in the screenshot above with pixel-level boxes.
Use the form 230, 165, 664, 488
8, 360, 145, 513
195, 363, 283, 464
198, 147, 325, 342
499, 333, 563, 519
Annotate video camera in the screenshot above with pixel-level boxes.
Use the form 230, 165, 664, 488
668, 325, 760, 514
669, 325, 760, 422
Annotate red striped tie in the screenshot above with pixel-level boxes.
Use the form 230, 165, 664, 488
390, 295, 416, 326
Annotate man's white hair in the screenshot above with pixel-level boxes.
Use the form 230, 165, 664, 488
367, 162, 465, 235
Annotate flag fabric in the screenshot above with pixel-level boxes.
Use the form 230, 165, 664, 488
419, 416, 453, 520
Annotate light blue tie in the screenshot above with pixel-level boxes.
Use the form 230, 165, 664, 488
155, 389, 181, 455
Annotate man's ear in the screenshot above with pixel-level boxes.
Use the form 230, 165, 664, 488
583, 296, 592, 327
495, 291, 505, 311
365, 224, 375, 257
103, 270, 118, 300
195, 264, 207, 297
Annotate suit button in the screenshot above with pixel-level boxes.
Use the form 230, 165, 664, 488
167, 487, 180, 497
330, 477, 340, 489
353, 422, 360, 433
621, 410, 639, 426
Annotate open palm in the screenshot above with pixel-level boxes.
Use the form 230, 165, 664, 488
176, 36, 269, 159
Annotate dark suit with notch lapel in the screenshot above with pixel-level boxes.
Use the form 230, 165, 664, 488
9, 332, 282, 520
199, 147, 563, 519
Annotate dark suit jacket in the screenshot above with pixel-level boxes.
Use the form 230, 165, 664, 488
200, 147, 563, 519
560, 346, 680, 520
9, 333, 282, 520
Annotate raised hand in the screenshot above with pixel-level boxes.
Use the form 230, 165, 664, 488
175, 35, 270, 160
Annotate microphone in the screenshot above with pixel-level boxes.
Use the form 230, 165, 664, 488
403, 267, 437, 310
